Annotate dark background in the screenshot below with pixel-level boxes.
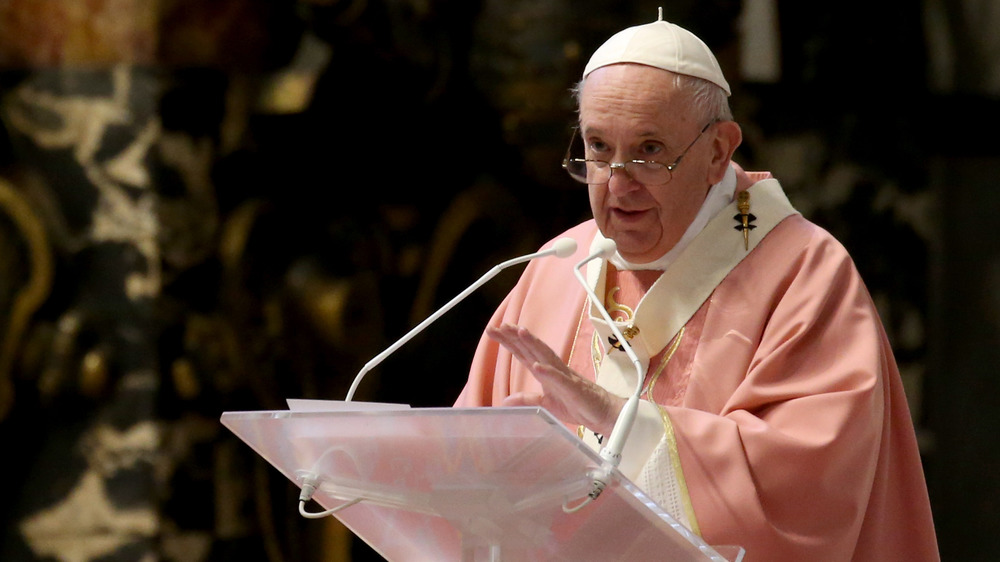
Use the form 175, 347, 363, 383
0, 0, 996, 560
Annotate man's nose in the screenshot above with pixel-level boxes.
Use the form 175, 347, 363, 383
606, 162, 639, 194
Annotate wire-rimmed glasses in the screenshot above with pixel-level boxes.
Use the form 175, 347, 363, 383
561, 120, 717, 186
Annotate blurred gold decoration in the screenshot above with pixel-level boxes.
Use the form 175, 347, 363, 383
0, 0, 158, 67
79, 348, 110, 398
181, 315, 242, 395
218, 199, 267, 271
302, 280, 354, 346
37, 313, 81, 400
286, 261, 383, 353
0, 176, 54, 420
0, 0, 282, 69
257, 33, 332, 114
321, 517, 352, 562
171, 357, 200, 400
409, 183, 532, 327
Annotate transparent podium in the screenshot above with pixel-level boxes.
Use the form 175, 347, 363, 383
221, 405, 744, 561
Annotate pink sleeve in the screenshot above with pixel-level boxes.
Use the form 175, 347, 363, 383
454, 294, 513, 407
455, 226, 596, 407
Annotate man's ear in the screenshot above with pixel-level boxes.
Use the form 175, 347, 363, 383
707, 120, 742, 184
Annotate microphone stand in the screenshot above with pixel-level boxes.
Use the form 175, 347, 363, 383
570, 239, 646, 505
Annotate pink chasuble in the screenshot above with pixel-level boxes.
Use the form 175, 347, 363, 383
456, 177, 938, 560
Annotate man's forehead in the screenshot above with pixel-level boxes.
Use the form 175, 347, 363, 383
579, 65, 688, 113
582, 63, 678, 91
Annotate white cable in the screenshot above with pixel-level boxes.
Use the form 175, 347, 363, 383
297, 472, 363, 519
562, 494, 594, 514
298, 498, 363, 519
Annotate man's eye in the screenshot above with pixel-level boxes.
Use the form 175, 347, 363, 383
639, 143, 663, 157
587, 141, 609, 153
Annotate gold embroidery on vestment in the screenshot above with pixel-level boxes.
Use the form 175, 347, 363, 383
591, 331, 603, 374
643, 327, 685, 400
646, 327, 701, 537
567, 293, 589, 379
605, 285, 632, 322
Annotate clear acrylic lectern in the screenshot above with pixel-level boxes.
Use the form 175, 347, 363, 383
221, 405, 744, 561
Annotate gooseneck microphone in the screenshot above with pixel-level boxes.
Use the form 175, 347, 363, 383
570, 238, 646, 503
344, 237, 579, 401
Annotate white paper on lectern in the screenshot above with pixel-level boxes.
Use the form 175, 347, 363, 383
285, 399, 411, 412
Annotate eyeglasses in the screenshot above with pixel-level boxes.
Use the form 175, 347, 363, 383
562, 120, 717, 186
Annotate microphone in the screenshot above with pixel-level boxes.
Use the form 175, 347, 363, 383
344, 237, 578, 401
571, 238, 646, 501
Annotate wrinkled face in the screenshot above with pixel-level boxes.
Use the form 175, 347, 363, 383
579, 64, 719, 263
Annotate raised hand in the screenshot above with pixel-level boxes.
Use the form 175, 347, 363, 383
487, 323, 624, 437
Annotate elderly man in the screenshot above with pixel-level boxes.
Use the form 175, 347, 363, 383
455, 12, 939, 561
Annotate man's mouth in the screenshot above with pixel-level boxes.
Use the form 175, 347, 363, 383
612, 207, 648, 220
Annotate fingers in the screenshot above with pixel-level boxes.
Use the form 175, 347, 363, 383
486, 324, 533, 363
488, 323, 617, 430
488, 323, 565, 369
487, 324, 534, 364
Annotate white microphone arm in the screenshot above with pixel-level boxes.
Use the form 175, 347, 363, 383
344, 237, 578, 401
571, 238, 646, 500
